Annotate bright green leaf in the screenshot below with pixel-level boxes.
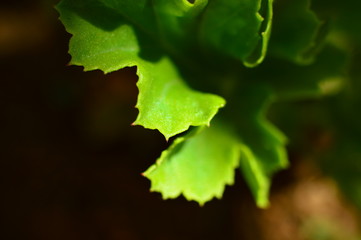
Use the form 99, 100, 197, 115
56, 0, 141, 73
144, 124, 242, 205
134, 57, 225, 139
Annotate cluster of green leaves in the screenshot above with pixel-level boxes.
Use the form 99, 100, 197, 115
56, 0, 357, 207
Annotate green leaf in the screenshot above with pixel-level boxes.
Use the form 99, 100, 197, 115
133, 58, 225, 139
57, 0, 140, 73
235, 86, 288, 207
238, 121, 288, 208
56, 0, 225, 139
270, 0, 326, 64
144, 123, 242, 205
199, 0, 273, 67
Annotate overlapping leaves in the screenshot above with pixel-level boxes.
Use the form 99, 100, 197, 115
56, 0, 341, 206
57, 0, 226, 139
145, 89, 289, 207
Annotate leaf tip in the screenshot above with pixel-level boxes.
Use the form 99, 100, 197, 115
256, 198, 270, 209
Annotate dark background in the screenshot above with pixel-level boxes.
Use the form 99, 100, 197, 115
1, 1, 360, 239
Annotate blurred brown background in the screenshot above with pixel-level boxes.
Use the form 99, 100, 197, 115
1, 1, 360, 239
